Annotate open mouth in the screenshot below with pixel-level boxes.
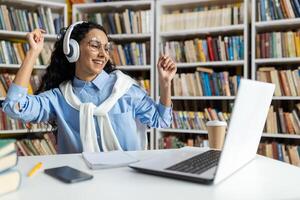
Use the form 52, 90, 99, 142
93, 59, 105, 65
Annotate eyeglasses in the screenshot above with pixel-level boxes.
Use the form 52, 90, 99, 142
87, 40, 112, 54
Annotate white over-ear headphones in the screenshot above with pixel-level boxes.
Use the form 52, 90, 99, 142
63, 21, 85, 63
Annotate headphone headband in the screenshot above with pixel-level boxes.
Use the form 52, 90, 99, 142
63, 21, 85, 56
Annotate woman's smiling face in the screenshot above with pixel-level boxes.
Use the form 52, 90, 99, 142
75, 28, 111, 81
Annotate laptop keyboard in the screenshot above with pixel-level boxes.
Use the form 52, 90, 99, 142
165, 150, 221, 175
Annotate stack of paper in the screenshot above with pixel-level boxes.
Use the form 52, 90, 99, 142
82, 151, 139, 170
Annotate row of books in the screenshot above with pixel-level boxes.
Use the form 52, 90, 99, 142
76, 9, 151, 34
171, 109, 231, 130
0, 109, 51, 131
258, 142, 300, 167
171, 103, 300, 135
256, 31, 300, 59
0, 5, 63, 34
265, 105, 300, 134
16, 132, 57, 156
257, 0, 300, 21
161, 35, 244, 63
158, 135, 209, 149
0, 73, 41, 97
110, 42, 150, 66
0, 40, 52, 66
0, 140, 20, 196
172, 68, 241, 97
160, 3, 244, 32
256, 67, 300, 96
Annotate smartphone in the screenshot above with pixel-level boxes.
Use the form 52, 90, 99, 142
44, 166, 93, 183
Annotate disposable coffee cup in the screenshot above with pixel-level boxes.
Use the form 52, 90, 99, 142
206, 120, 227, 150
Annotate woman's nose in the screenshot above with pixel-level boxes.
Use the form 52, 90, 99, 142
97, 46, 108, 57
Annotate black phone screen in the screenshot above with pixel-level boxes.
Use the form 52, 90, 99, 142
44, 166, 93, 183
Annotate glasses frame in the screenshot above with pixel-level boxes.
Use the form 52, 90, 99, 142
87, 40, 112, 55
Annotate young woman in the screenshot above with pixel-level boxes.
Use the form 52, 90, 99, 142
2, 22, 177, 154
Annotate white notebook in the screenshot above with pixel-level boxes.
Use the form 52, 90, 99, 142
82, 151, 139, 170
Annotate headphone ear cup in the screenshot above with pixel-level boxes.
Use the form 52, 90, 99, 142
66, 39, 80, 63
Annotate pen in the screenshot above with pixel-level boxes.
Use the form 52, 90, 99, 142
27, 162, 43, 177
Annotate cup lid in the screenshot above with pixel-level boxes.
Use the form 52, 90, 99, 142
206, 120, 227, 127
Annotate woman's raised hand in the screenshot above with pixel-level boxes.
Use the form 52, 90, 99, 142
26, 28, 46, 54
157, 54, 177, 84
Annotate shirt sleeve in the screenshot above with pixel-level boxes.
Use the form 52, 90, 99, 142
2, 83, 56, 123
131, 85, 172, 128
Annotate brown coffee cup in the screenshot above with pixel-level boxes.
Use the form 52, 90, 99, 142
206, 120, 227, 150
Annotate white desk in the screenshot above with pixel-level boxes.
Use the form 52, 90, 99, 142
2, 148, 300, 200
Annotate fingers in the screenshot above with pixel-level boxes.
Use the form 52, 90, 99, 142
158, 55, 168, 68
29, 28, 46, 43
157, 55, 165, 69
165, 58, 173, 70
34, 29, 45, 42
168, 63, 176, 72
159, 55, 176, 71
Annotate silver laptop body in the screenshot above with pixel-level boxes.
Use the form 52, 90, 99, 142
129, 79, 275, 184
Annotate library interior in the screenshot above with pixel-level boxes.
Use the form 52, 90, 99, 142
0, 0, 300, 199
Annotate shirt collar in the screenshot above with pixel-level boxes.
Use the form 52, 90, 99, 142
72, 70, 110, 91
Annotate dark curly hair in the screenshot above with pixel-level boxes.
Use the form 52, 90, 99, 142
36, 21, 115, 94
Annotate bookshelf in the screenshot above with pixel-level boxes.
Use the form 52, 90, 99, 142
252, 0, 300, 135
0, 0, 67, 138
72, 0, 155, 150
252, 0, 300, 165
155, 0, 249, 149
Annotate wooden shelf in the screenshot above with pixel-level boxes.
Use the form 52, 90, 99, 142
261, 133, 300, 139
158, 128, 300, 139
0, 30, 58, 41
0, 64, 47, 70
0, 128, 53, 135
73, 0, 152, 12
255, 57, 300, 65
176, 60, 244, 68
171, 96, 235, 100
272, 97, 300, 100
109, 33, 151, 40
158, 128, 207, 134
160, 24, 244, 38
2, 0, 67, 9
255, 18, 300, 31
116, 65, 151, 71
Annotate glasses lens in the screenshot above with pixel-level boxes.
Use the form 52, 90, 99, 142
104, 42, 112, 52
89, 41, 100, 52
89, 41, 112, 53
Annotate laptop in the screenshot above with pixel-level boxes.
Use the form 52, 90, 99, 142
129, 79, 275, 184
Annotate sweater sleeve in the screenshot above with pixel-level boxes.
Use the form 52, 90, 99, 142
2, 83, 56, 123
131, 85, 172, 128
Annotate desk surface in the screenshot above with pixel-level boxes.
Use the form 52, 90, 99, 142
2, 148, 300, 200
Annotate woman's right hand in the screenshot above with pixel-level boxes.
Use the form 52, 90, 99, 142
26, 28, 46, 54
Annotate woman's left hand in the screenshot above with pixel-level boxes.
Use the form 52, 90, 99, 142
157, 55, 177, 85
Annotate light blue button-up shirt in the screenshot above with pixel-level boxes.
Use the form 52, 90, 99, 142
2, 70, 172, 153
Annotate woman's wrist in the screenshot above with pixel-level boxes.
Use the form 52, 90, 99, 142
159, 79, 172, 107
26, 49, 40, 58
159, 78, 171, 89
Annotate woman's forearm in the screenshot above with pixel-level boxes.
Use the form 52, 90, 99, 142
159, 80, 172, 107
13, 50, 39, 88
156, 54, 176, 107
